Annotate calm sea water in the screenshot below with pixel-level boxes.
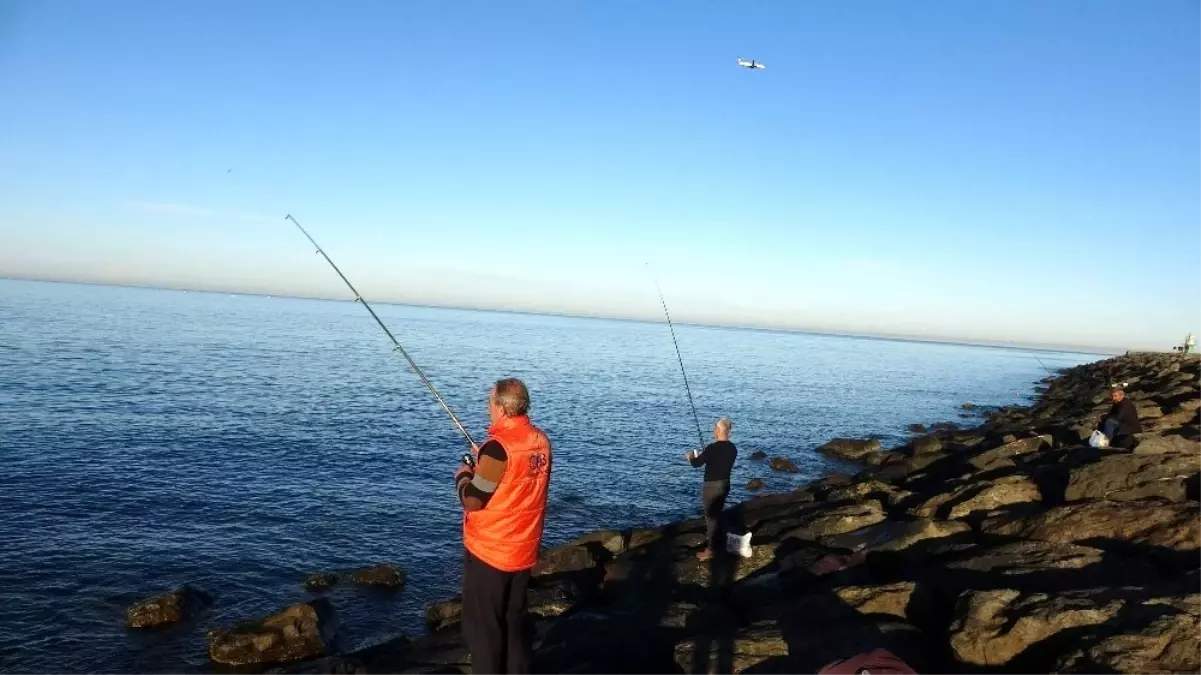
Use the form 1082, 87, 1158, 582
0, 279, 1101, 673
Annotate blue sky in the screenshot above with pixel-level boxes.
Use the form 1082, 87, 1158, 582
1, 1, 1197, 351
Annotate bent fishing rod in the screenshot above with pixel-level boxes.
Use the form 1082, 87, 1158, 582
648, 265, 706, 452
285, 214, 479, 454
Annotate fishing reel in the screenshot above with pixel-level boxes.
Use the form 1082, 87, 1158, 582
461, 453, 476, 470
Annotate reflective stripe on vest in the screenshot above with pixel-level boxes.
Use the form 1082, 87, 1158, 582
463, 415, 552, 572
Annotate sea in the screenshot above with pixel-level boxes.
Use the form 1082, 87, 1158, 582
0, 278, 1103, 673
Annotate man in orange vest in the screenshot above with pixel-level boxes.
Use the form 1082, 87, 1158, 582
454, 377, 552, 674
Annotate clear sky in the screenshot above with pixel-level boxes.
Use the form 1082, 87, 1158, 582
1, 1, 1197, 351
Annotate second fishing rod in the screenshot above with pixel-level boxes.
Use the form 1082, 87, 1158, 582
648, 265, 707, 453
286, 214, 480, 467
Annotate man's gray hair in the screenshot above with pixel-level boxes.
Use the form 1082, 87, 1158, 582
716, 417, 733, 434
493, 377, 530, 416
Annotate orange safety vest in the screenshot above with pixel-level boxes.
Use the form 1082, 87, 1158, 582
463, 415, 553, 572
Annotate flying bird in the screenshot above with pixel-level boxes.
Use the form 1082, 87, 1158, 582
736, 58, 766, 70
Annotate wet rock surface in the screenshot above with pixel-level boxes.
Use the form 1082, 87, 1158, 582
349, 563, 406, 589
208, 600, 338, 667
125, 585, 212, 629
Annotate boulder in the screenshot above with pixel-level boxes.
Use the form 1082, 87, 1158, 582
564, 529, 626, 556
968, 436, 1051, 472
818, 438, 883, 461
1065, 453, 1199, 502
1054, 594, 1200, 674
350, 563, 405, 588
1134, 433, 1200, 455
980, 500, 1201, 553
527, 578, 584, 619
911, 475, 1042, 520
266, 656, 367, 674
672, 620, 788, 674
125, 585, 211, 629
1135, 403, 1164, 419
962, 402, 975, 410
940, 541, 1159, 592
820, 518, 972, 557
832, 581, 929, 623
910, 435, 943, 456
948, 589, 1123, 668
908, 424, 928, 434
930, 422, 958, 433
208, 599, 338, 667
1177, 395, 1201, 411
303, 573, 338, 591
827, 479, 911, 507
948, 540, 1100, 573
750, 450, 768, 460
425, 598, 462, 631
1150, 408, 1200, 431
784, 501, 886, 541
746, 478, 764, 491
534, 544, 601, 577
769, 457, 800, 473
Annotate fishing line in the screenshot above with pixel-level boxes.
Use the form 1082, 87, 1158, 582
647, 264, 706, 451
286, 214, 479, 452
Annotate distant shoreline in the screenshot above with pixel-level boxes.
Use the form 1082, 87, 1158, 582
1, 275, 1120, 356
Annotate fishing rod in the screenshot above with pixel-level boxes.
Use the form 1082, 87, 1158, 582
285, 214, 479, 454
647, 265, 706, 452
1033, 355, 1054, 377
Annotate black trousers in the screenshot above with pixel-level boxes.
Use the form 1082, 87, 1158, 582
702, 480, 730, 552
462, 549, 532, 674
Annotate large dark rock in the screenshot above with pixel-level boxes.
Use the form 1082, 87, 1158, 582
826, 479, 911, 507
911, 475, 1042, 520
534, 544, 602, 577
125, 585, 212, 629
768, 457, 800, 473
746, 478, 764, 491
820, 518, 972, 557
672, 620, 788, 673
1134, 433, 1200, 455
750, 450, 768, 460
208, 599, 338, 667
940, 540, 1159, 592
832, 581, 932, 624
784, 501, 886, 541
948, 588, 1124, 668
979, 500, 1201, 554
563, 529, 626, 556
908, 424, 928, 434
1065, 453, 1198, 502
350, 563, 405, 588
968, 435, 1051, 472
303, 573, 338, 591
1054, 594, 1200, 674
910, 435, 943, 456
817, 438, 882, 461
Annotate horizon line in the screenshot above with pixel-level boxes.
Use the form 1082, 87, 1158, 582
1, 274, 1125, 356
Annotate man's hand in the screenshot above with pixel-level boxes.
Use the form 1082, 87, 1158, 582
685, 450, 698, 462
455, 463, 474, 486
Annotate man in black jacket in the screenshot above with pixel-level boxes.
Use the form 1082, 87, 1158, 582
1100, 384, 1141, 449
686, 417, 737, 561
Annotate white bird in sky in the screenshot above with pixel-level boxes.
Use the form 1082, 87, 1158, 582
736, 57, 766, 70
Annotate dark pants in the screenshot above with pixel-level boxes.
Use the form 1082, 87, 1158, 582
462, 549, 531, 674
702, 480, 730, 553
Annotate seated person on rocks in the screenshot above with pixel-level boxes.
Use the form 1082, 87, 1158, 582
1098, 383, 1141, 449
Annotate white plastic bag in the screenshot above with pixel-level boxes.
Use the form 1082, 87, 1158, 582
1089, 430, 1110, 449
726, 531, 752, 558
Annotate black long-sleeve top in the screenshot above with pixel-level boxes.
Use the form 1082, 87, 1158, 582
690, 441, 737, 482
1105, 398, 1142, 437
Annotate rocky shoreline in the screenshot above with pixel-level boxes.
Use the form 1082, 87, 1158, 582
134, 352, 1200, 673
